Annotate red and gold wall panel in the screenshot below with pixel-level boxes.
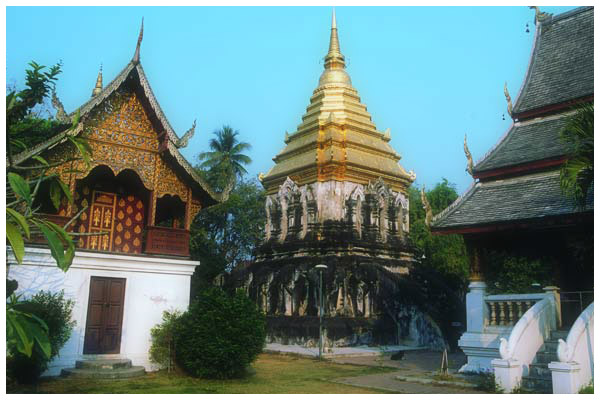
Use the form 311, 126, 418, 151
112, 194, 144, 254
71, 186, 145, 255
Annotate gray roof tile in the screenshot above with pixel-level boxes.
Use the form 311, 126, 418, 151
473, 115, 569, 173
432, 170, 593, 229
513, 7, 594, 115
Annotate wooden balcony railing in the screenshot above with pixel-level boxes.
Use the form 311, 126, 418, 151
144, 226, 190, 257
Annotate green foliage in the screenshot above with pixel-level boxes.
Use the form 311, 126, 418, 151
197, 125, 252, 190
579, 381, 594, 394
409, 179, 469, 280
7, 290, 76, 384
149, 310, 182, 371
485, 251, 554, 294
559, 102, 593, 210
474, 372, 503, 393
191, 177, 265, 293
9, 116, 68, 153
173, 287, 266, 379
6, 294, 51, 360
6, 61, 62, 127
6, 60, 90, 360
404, 179, 470, 347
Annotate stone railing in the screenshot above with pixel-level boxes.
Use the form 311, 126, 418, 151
484, 293, 547, 327
491, 287, 560, 393
549, 302, 594, 394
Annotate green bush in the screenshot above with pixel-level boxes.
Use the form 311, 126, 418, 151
174, 287, 266, 379
7, 290, 76, 384
485, 251, 555, 294
149, 310, 182, 371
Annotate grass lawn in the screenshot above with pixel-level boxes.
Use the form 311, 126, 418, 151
8, 353, 396, 394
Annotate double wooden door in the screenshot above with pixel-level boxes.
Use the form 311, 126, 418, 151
83, 277, 126, 354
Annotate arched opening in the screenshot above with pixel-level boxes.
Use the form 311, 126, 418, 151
155, 195, 186, 229
72, 165, 150, 254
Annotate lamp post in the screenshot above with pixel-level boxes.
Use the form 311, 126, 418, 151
315, 264, 328, 360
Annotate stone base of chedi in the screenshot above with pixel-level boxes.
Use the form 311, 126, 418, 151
233, 177, 446, 349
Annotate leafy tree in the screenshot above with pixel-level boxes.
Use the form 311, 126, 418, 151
197, 125, 252, 191
409, 179, 469, 281
559, 102, 593, 209
190, 178, 265, 295
6, 61, 91, 359
406, 179, 469, 347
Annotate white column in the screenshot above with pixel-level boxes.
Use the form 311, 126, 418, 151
548, 362, 581, 394
491, 358, 522, 393
466, 281, 487, 332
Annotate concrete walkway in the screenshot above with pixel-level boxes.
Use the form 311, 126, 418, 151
264, 344, 486, 393
331, 350, 486, 394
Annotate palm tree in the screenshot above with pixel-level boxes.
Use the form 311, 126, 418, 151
198, 125, 252, 191
559, 103, 593, 210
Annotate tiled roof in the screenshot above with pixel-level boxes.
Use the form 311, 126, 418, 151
13, 60, 226, 206
473, 114, 569, 174
513, 7, 594, 115
431, 170, 593, 230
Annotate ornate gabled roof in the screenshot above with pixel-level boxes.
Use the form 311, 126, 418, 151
512, 6, 593, 117
261, 11, 414, 194
431, 170, 593, 232
13, 21, 226, 206
472, 112, 571, 175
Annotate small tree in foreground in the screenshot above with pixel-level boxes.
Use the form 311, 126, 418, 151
173, 287, 265, 379
7, 290, 76, 384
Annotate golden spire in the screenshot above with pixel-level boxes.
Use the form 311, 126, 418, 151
132, 17, 144, 64
319, 8, 351, 87
91, 64, 103, 97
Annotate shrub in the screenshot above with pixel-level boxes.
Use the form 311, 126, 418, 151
7, 290, 76, 384
174, 287, 266, 379
485, 251, 555, 294
149, 310, 182, 371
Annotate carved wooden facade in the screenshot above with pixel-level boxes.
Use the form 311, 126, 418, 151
41, 82, 213, 257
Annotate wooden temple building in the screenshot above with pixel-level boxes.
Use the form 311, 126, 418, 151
8, 22, 226, 376
431, 6, 593, 393
237, 12, 445, 349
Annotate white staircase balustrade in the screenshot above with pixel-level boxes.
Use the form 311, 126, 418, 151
458, 284, 549, 373
491, 287, 560, 393
549, 302, 594, 394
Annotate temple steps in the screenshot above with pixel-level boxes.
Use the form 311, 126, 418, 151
520, 330, 568, 393
61, 358, 145, 379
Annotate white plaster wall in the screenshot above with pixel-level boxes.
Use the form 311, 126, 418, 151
7, 246, 198, 376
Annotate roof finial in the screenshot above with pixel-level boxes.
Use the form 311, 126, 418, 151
326, 8, 343, 63
132, 17, 144, 64
464, 133, 474, 177
504, 82, 513, 117
421, 187, 433, 228
529, 6, 551, 24
318, 7, 351, 87
91, 63, 103, 97
332, 7, 337, 29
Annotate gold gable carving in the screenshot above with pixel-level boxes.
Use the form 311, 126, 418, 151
156, 156, 188, 201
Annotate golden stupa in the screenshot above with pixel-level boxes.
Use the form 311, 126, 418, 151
261, 10, 415, 195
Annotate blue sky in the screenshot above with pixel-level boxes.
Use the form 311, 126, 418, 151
6, 6, 578, 194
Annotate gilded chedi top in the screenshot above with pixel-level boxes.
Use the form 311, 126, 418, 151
261, 11, 415, 195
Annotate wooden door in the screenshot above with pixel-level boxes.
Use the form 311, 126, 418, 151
83, 277, 126, 354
